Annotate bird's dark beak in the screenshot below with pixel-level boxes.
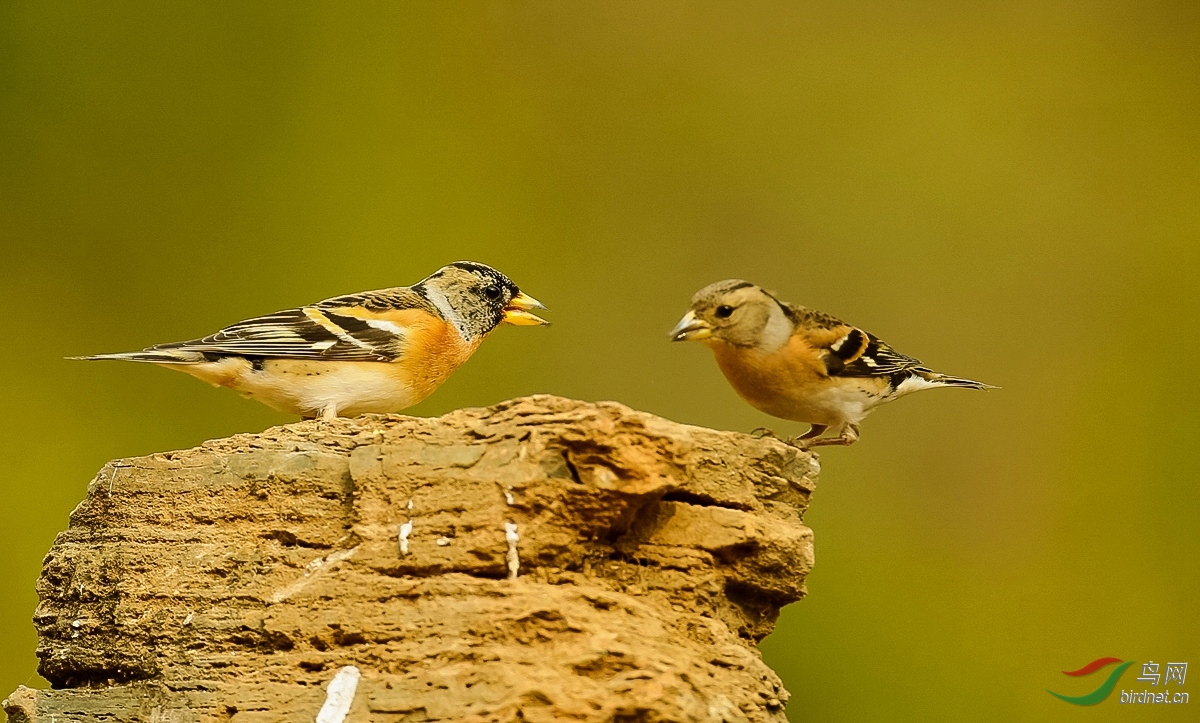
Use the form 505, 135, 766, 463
502, 292, 550, 326
670, 311, 713, 342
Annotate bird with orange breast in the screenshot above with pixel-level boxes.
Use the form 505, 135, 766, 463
670, 279, 992, 448
73, 261, 548, 419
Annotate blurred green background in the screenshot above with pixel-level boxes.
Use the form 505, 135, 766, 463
2, 1, 1197, 720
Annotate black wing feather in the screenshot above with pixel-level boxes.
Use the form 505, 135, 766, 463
148, 289, 431, 361
829, 331, 929, 378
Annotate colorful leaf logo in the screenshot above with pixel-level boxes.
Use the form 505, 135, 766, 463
1047, 657, 1134, 706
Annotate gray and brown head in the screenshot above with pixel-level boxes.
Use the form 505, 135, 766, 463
669, 279, 797, 349
415, 261, 548, 340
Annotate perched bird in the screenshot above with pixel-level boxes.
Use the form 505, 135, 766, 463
670, 280, 992, 448
73, 261, 548, 419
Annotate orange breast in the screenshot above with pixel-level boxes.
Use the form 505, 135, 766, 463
709, 336, 830, 421
392, 315, 482, 405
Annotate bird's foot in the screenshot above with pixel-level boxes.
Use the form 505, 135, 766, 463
797, 423, 860, 448
752, 427, 817, 451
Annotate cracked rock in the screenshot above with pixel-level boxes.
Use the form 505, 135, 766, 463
7, 395, 817, 722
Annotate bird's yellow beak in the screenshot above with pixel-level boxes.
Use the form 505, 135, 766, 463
502, 292, 550, 326
670, 310, 713, 342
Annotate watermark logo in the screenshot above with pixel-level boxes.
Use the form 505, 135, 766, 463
1048, 657, 1135, 705
1047, 658, 1189, 706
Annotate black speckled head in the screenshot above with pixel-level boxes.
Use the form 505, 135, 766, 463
416, 262, 546, 340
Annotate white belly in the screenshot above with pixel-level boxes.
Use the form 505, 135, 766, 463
173, 358, 417, 417
798, 381, 886, 425
778, 375, 945, 426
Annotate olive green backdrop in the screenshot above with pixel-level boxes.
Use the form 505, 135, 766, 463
2, 2, 1197, 720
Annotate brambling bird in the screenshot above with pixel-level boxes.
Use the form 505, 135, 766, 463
670, 280, 992, 448
72, 261, 548, 420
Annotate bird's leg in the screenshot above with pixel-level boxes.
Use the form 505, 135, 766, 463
801, 423, 860, 448
320, 404, 339, 422
787, 424, 828, 449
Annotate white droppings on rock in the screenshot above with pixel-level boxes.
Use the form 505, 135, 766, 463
182, 613, 194, 626
504, 486, 515, 505
435, 536, 451, 547
315, 665, 361, 723
270, 546, 360, 604
398, 520, 413, 555
71, 619, 82, 629
504, 522, 520, 579
399, 498, 415, 556
105, 463, 129, 496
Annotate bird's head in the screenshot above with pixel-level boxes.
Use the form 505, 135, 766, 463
418, 261, 548, 340
670, 279, 792, 349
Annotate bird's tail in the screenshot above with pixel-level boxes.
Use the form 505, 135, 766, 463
917, 370, 998, 390
67, 350, 206, 364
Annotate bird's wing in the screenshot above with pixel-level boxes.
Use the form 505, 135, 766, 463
817, 327, 928, 378
149, 289, 436, 362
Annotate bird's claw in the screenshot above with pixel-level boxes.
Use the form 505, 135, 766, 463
751, 427, 814, 451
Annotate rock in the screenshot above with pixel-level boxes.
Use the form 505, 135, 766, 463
6, 395, 818, 722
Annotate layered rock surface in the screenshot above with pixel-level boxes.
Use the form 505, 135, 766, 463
4, 396, 818, 722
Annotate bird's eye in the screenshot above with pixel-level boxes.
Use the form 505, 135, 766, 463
715, 305, 735, 318
483, 286, 502, 300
